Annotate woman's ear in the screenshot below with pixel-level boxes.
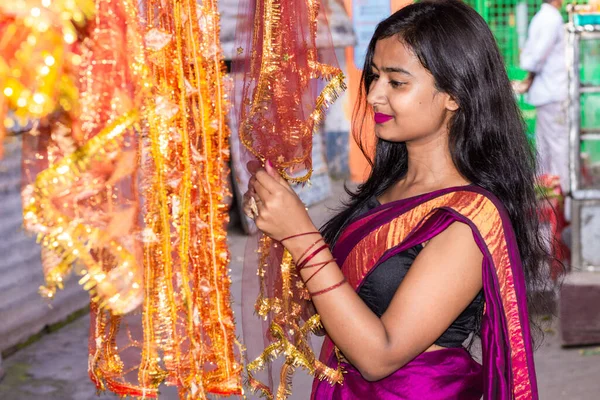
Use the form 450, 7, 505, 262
445, 95, 459, 112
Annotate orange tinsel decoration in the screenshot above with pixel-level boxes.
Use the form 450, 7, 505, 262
6, 0, 241, 398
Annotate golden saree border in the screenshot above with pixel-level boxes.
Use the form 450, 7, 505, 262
340, 190, 533, 400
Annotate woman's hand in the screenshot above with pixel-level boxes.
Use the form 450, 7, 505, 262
242, 160, 317, 242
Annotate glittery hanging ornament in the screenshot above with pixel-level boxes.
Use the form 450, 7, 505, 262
10, 0, 147, 314
233, 0, 346, 398
130, 0, 242, 397
0, 0, 94, 157
7, 0, 241, 398
86, 0, 241, 398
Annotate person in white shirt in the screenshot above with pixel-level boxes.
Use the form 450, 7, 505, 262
516, 0, 568, 192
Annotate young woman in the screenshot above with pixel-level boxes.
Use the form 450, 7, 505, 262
244, 1, 551, 398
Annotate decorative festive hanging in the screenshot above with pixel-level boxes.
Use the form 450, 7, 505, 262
234, 0, 346, 183
22, 0, 146, 315
86, 0, 242, 396
233, 0, 346, 398
0, 0, 94, 157
3, 0, 241, 398
117, 0, 241, 396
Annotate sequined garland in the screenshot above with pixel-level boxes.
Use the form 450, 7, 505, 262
3, 0, 241, 398
23, 112, 143, 313
14, 0, 148, 314
88, 0, 242, 397
237, 0, 346, 397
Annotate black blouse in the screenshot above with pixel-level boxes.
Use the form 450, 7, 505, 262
356, 196, 484, 348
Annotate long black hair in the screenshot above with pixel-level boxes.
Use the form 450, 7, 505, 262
321, 0, 556, 342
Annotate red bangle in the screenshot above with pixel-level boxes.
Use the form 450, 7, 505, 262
280, 231, 321, 243
299, 258, 335, 271
310, 277, 347, 297
304, 260, 334, 284
297, 244, 329, 270
295, 238, 324, 265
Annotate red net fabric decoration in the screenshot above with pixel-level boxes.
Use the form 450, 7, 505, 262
233, 0, 347, 398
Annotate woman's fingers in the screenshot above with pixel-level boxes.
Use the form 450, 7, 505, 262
255, 170, 285, 195
244, 161, 312, 240
242, 190, 261, 219
247, 160, 262, 174
247, 159, 295, 196
252, 178, 271, 203
242, 191, 253, 219
264, 160, 292, 190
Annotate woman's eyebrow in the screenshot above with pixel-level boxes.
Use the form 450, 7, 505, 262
381, 66, 412, 76
369, 63, 412, 76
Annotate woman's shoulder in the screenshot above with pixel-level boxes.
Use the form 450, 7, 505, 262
422, 184, 506, 211
458, 185, 509, 216
441, 185, 515, 236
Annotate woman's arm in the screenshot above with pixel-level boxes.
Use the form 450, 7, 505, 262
288, 222, 482, 381
246, 163, 483, 381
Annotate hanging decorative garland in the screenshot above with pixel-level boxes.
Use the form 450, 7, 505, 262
2, 0, 241, 398
233, 0, 346, 397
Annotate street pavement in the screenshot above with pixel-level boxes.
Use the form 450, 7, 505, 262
1, 180, 599, 399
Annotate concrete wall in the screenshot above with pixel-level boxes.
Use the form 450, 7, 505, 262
0, 138, 89, 355
582, 205, 600, 268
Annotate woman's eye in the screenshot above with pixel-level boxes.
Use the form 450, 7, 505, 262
389, 80, 404, 88
370, 73, 379, 81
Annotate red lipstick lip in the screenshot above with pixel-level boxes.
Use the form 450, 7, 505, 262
374, 113, 393, 124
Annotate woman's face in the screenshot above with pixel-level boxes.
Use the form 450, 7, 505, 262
366, 37, 457, 144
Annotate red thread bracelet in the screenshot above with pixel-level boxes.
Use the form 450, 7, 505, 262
280, 231, 321, 243
304, 260, 334, 284
297, 244, 329, 270
310, 277, 347, 297
295, 238, 325, 265
299, 258, 335, 271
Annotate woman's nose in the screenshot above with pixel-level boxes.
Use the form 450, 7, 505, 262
366, 80, 385, 107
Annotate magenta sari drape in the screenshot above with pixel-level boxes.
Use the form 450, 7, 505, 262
311, 186, 538, 400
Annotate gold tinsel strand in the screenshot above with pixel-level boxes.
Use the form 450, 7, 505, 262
135, 0, 242, 397
247, 241, 343, 399
4, 0, 241, 398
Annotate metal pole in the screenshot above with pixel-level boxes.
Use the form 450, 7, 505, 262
571, 198, 583, 271
567, 26, 581, 197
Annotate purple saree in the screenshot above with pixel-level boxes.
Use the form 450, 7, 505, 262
311, 186, 538, 400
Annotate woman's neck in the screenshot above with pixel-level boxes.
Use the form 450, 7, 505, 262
380, 134, 469, 203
